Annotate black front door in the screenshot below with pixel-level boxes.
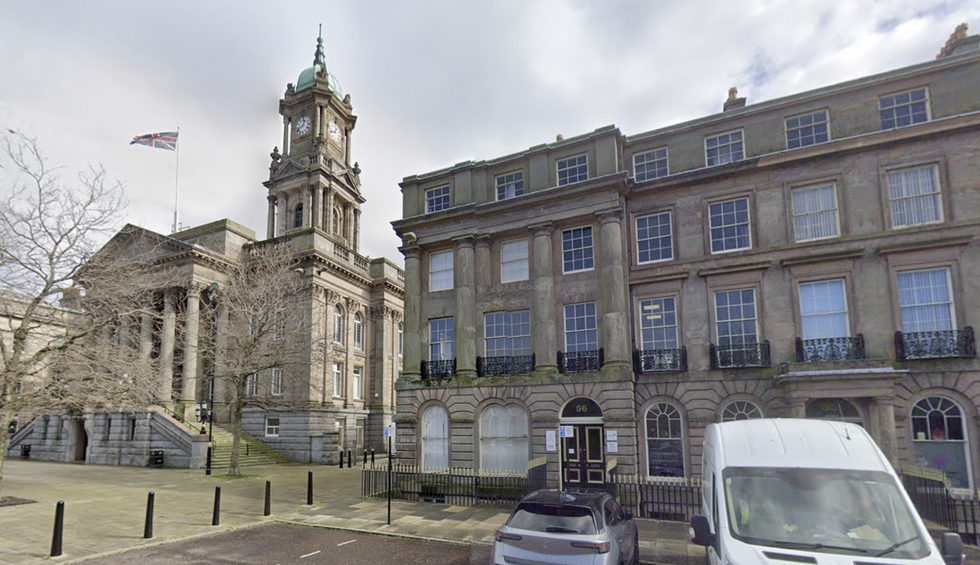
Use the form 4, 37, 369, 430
562, 424, 605, 488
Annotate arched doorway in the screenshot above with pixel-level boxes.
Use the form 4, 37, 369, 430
805, 398, 864, 426
559, 397, 604, 489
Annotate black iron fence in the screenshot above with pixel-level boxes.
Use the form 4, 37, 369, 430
606, 474, 702, 521
895, 327, 976, 361
361, 459, 548, 508
420, 358, 456, 380
795, 335, 865, 362
477, 354, 535, 377
633, 347, 688, 373
558, 348, 603, 373
710, 341, 771, 369
901, 469, 980, 544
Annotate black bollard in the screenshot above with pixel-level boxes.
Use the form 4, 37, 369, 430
339, 449, 344, 469
264, 480, 271, 516
363, 449, 367, 466
212, 486, 221, 526
307, 470, 313, 505
51, 500, 65, 557
347, 449, 352, 468
205, 446, 212, 476
144, 491, 155, 539
371, 448, 375, 465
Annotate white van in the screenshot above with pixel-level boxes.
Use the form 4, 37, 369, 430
689, 418, 964, 565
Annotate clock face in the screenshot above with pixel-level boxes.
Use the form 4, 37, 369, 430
328, 121, 342, 142
296, 115, 311, 135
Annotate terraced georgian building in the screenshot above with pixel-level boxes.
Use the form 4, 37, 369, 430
391, 25, 980, 491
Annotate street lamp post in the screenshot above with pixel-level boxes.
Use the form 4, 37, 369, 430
204, 282, 219, 475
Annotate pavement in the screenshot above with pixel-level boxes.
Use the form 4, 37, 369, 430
0, 459, 973, 565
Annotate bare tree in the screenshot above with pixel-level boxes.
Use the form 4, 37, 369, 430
0, 131, 169, 499
203, 242, 320, 475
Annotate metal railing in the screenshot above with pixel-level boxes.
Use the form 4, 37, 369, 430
795, 335, 865, 362
420, 358, 456, 380
895, 327, 976, 361
710, 341, 771, 369
901, 469, 980, 545
558, 348, 603, 374
477, 354, 535, 377
606, 474, 702, 521
362, 460, 548, 508
633, 347, 688, 373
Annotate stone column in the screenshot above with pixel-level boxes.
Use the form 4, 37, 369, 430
345, 204, 353, 242
530, 223, 557, 375
401, 246, 422, 379
353, 209, 361, 253
345, 127, 352, 166
282, 116, 289, 156
875, 397, 898, 464
181, 286, 201, 403
475, 235, 492, 296
314, 105, 321, 141
313, 185, 324, 230
159, 291, 176, 404
326, 189, 336, 234
138, 313, 153, 361
267, 195, 277, 239
454, 236, 476, 378
788, 398, 807, 418
304, 186, 314, 229
597, 210, 630, 368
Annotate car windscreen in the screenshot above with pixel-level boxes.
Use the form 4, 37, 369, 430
723, 467, 929, 559
507, 502, 598, 535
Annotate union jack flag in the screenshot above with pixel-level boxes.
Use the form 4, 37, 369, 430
130, 131, 178, 151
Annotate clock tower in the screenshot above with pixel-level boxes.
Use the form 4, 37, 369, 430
264, 31, 364, 253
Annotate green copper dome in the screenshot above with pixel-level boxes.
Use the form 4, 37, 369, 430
296, 35, 343, 97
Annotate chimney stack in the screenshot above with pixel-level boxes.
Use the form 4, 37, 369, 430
936, 23, 978, 58
723, 86, 746, 112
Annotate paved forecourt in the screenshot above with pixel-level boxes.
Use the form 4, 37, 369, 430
0, 459, 704, 565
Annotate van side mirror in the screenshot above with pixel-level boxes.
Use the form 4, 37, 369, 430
941, 532, 964, 565
689, 514, 714, 547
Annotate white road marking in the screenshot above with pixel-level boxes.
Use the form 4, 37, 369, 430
300, 550, 321, 558
337, 539, 357, 546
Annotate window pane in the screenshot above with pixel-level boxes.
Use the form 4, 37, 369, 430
501, 240, 529, 282
636, 212, 673, 263
898, 269, 953, 333
799, 280, 848, 339
564, 303, 597, 352
562, 227, 594, 273
480, 405, 529, 473
792, 183, 839, 241
888, 166, 941, 228
429, 251, 454, 291
422, 407, 449, 471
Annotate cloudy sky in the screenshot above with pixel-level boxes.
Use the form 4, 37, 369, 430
0, 1, 975, 265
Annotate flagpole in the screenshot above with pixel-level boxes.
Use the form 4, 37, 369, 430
172, 126, 180, 233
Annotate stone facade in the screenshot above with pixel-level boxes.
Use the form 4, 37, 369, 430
392, 30, 980, 491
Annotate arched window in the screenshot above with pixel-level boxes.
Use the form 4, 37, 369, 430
480, 405, 528, 474
333, 305, 344, 343
721, 400, 763, 422
421, 405, 449, 471
353, 313, 363, 349
332, 209, 340, 234
646, 402, 684, 478
911, 396, 970, 489
333, 207, 343, 235
293, 203, 304, 229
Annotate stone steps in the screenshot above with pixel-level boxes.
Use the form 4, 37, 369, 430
205, 425, 292, 468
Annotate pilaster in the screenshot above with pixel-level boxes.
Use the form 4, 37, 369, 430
454, 236, 477, 378
597, 209, 630, 367
529, 223, 557, 375
401, 245, 422, 379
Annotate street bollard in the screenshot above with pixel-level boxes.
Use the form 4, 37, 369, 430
347, 449, 352, 468
205, 446, 212, 476
212, 486, 221, 526
50, 500, 65, 557
264, 480, 271, 516
307, 470, 314, 505
371, 448, 375, 465
363, 449, 367, 466
144, 491, 155, 539
339, 450, 344, 469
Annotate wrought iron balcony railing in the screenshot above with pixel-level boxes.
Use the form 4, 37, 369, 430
558, 348, 603, 374
633, 347, 688, 373
795, 335, 865, 363
895, 327, 976, 361
476, 354, 535, 377
421, 358, 456, 380
710, 341, 771, 369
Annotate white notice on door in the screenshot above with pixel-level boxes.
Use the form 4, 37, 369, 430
546, 430, 556, 452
